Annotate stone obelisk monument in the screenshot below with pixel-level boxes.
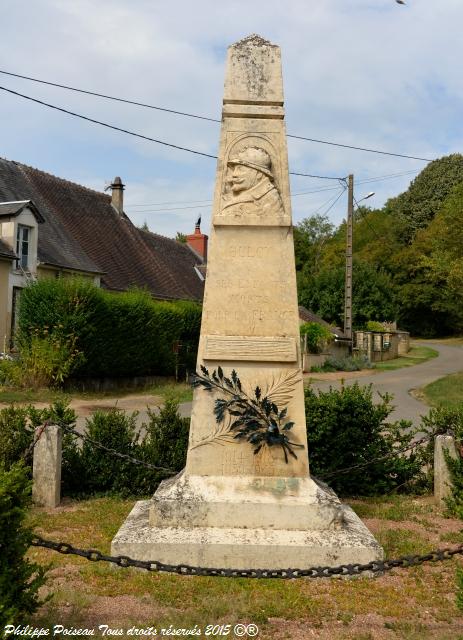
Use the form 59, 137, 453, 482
112, 35, 382, 569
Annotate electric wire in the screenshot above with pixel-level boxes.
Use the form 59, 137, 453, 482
0, 69, 221, 123
287, 133, 432, 162
0, 70, 434, 162
321, 186, 347, 216
127, 185, 343, 213
353, 194, 382, 241
125, 171, 419, 211
0, 85, 218, 160
0, 85, 343, 181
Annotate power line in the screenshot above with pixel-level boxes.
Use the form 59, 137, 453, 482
127, 185, 342, 212
0, 85, 218, 160
126, 172, 419, 212
0, 85, 343, 181
353, 194, 382, 241
357, 169, 419, 184
0, 69, 434, 162
322, 187, 347, 216
0, 69, 221, 123
287, 133, 432, 162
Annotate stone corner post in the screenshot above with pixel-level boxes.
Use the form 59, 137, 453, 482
32, 423, 62, 508
434, 433, 458, 507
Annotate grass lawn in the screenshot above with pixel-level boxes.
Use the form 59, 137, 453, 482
419, 372, 463, 409
0, 379, 193, 405
27, 494, 463, 639
418, 337, 463, 347
374, 345, 439, 372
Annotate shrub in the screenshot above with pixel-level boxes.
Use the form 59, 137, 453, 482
14, 332, 84, 389
365, 320, 386, 332
0, 462, 48, 626
142, 397, 189, 483
0, 406, 33, 470
74, 409, 142, 497
62, 400, 189, 498
300, 322, 333, 354
0, 400, 78, 473
320, 354, 373, 372
305, 383, 424, 496
17, 279, 202, 383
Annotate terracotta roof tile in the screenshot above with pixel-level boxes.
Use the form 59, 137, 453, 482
0, 158, 204, 299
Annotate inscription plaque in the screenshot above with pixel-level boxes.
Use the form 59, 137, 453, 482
204, 335, 297, 362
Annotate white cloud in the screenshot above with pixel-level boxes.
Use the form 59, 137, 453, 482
0, 0, 462, 234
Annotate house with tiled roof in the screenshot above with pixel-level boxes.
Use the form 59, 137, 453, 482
0, 158, 206, 346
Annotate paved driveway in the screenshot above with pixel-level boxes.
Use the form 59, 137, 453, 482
307, 342, 463, 425
73, 341, 462, 431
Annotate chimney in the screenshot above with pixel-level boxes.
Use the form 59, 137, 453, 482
110, 177, 125, 215
186, 216, 208, 262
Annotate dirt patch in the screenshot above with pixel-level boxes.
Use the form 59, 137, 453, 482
68, 394, 163, 417
266, 613, 463, 639
304, 369, 377, 382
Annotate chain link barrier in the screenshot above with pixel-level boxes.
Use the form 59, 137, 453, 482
59, 423, 177, 476
23, 420, 50, 462
318, 433, 433, 480
27, 421, 434, 483
31, 533, 463, 579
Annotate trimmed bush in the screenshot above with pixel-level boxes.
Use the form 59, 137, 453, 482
62, 399, 189, 498
0, 407, 33, 470
17, 279, 202, 383
365, 321, 386, 333
300, 322, 333, 354
317, 354, 373, 372
0, 462, 47, 626
74, 409, 143, 497
142, 397, 189, 482
305, 383, 424, 496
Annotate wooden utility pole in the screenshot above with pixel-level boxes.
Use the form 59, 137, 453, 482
344, 174, 354, 344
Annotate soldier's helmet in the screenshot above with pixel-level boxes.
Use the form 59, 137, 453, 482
228, 146, 273, 179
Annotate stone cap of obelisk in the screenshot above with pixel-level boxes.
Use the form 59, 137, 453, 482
223, 34, 284, 107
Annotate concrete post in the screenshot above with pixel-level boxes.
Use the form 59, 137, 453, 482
32, 424, 62, 508
434, 434, 459, 507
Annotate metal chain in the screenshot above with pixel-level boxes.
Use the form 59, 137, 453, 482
318, 433, 433, 480
31, 533, 463, 579
60, 423, 177, 476
30, 423, 432, 482
23, 421, 50, 461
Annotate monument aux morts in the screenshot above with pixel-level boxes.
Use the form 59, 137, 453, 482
112, 35, 383, 570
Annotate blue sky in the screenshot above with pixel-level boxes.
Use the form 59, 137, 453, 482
1, 0, 462, 238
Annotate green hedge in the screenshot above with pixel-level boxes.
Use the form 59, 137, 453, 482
0, 463, 47, 626
17, 279, 202, 380
305, 383, 425, 496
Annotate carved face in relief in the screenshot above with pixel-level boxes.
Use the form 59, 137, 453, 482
230, 164, 261, 194
221, 145, 285, 219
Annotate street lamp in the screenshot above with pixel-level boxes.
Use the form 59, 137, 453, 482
343, 174, 375, 346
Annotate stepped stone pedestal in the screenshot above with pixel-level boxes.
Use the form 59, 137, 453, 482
112, 34, 383, 571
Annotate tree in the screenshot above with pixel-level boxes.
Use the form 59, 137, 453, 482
394, 181, 463, 335
299, 260, 397, 329
385, 153, 463, 243
175, 232, 187, 244
293, 215, 335, 274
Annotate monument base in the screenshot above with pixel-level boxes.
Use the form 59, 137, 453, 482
111, 476, 383, 571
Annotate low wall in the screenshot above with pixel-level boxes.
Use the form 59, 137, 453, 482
64, 375, 176, 393
302, 353, 327, 372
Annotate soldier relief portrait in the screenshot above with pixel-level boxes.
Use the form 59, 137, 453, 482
219, 144, 286, 221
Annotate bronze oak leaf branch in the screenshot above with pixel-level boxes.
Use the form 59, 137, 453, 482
192, 366, 304, 463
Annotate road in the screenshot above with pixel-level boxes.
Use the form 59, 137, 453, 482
73, 341, 462, 430
307, 341, 463, 425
